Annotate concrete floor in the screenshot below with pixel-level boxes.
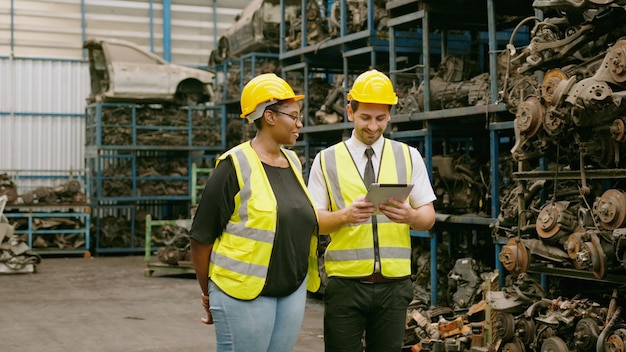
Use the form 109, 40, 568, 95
0, 255, 325, 352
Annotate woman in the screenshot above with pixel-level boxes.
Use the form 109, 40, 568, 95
189, 73, 320, 352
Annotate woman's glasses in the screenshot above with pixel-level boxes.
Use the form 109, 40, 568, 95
268, 109, 304, 124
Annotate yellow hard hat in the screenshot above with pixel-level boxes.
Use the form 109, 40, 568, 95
240, 73, 304, 119
347, 69, 398, 105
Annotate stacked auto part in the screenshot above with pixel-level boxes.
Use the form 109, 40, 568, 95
495, 0, 626, 279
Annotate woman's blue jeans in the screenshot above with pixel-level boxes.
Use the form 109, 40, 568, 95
208, 278, 307, 352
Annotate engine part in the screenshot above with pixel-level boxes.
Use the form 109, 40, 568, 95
574, 318, 600, 352
541, 336, 569, 352
516, 318, 537, 346
605, 329, 626, 352
494, 311, 516, 341
447, 258, 483, 311
431, 155, 488, 214
593, 189, 626, 230
501, 338, 526, 352
499, 238, 530, 276
536, 201, 577, 244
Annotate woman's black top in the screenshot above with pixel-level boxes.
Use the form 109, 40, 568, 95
189, 157, 317, 297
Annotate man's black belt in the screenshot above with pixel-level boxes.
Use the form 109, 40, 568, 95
358, 272, 408, 284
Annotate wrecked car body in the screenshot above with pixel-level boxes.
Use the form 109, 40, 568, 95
83, 38, 215, 106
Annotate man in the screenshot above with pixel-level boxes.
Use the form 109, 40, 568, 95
307, 69, 436, 352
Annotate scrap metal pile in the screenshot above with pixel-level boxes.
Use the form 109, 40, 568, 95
97, 210, 147, 249
404, 269, 625, 352
98, 105, 223, 147
0, 196, 41, 274
495, 0, 626, 280
150, 222, 191, 266
0, 175, 88, 251
100, 156, 189, 198
486, 275, 624, 352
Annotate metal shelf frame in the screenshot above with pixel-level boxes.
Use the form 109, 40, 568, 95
85, 102, 226, 254
2, 169, 91, 257
4, 211, 91, 256
277, 0, 536, 305
85, 102, 227, 151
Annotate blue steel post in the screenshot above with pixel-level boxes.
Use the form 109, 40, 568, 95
490, 124, 503, 288
149, 0, 154, 52
389, 25, 396, 91
425, 124, 437, 304
220, 105, 227, 150
213, 0, 217, 51
422, 9, 430, 111
487, 0, 498, 103
430, 230, 437, 305
163, 0, 171, 62
301, 0, 307, 48
81, 0, 86, 59
341, 0, 346, 38
280, 0, 286, 54
10, 0, 14, 56
368, 0, 374, 66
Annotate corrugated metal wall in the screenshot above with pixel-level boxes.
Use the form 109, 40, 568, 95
0, 0, 249, 173
0, 0, 247, 65
0, 58, 88, 171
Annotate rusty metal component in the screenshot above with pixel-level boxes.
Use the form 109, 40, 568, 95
447, 258, 483, 311
0, 196, 41, 274
418, 72, 492, 111
98, 215, 132, 249
574, 318, 600, 352
489, 273, 618, 352
312, 77, 343, 125
610, 118, 626, 142
516, 318, 537, 346
541, 69, 568, 107
285, 0, 328, 50
516, 96, 544, 139
583, 234, 606, 278
0, 174, 18, 204
517, 3, 625, 74
500, 238, 530, 276
511, 96, 547, 161
605, 329, 626, 352
494, 311, 516, 341
502, 338, 526, 352
608, 40, 626, 83
431, 155, 487, 214
151, 223, 190, 266
19, 179, 87, 206
564, 232, 585, 262
593, 189, 626, 230
328, 0, 388, 38
536, 201, 577, 243
541, 336, 569, 352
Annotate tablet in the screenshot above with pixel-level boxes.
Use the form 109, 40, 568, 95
365, 183, 414, 208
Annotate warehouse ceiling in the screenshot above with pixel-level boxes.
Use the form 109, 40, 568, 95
0, 0, 252, 66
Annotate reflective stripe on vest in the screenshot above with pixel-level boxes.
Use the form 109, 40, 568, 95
321, 139, 413, 278
210, 141, 320, 299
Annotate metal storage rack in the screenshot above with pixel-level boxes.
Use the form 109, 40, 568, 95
85, 102, 226, 254
278, 0, 534, 305
1, 169, 91, 256
144, 163, 212, 276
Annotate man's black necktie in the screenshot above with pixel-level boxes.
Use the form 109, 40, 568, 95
364, 148, 375, 187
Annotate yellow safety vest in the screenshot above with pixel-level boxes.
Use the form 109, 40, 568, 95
209, 141, 320, 300
320, 139, 413, 278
